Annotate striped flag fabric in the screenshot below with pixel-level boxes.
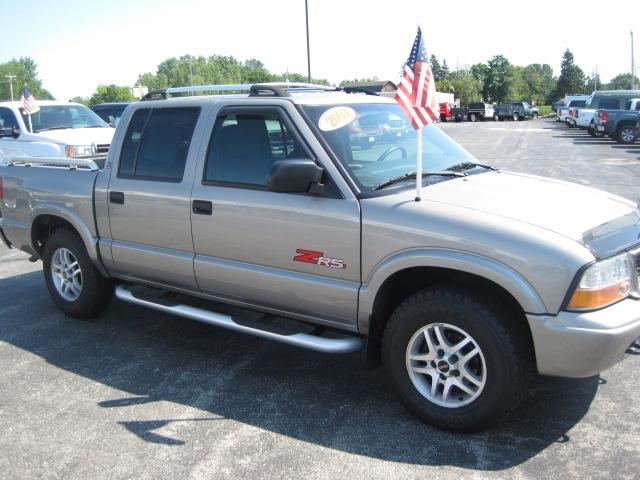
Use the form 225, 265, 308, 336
396, 27, 439, 129
20, 87, 40, 115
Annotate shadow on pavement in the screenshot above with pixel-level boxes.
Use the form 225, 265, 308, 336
0, 270, 600, 470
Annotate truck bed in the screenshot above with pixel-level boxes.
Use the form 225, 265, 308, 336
0, 158, 100, 255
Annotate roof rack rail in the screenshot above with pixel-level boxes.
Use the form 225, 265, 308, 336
141, 82, 335, 101
339, 86, 380, 96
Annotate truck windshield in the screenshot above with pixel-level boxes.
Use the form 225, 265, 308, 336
302, 103, 479, 191
22, 105, 108, 133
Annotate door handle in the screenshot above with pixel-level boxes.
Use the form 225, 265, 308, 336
110, 191, 125, 204
192, 200, 213, 215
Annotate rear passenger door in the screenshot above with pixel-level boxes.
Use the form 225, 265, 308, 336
107, 106, 202, 289
190, 104, 361, 328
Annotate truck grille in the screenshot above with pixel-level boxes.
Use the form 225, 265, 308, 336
96, 144, 110, 154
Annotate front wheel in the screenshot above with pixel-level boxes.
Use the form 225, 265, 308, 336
382, 288, 531, 431
493, 114, 499, 122
42, 228, 114, 319
512, 112, 519, 121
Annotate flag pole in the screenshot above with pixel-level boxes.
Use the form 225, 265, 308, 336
27, 113, 33, 133
415, 126, 422, 201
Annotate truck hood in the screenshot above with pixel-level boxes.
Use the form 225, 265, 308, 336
35, 127, 114, 146
421, 170, 640, 258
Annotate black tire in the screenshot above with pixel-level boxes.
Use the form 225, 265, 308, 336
493, 114, 499, 122
616, 125, 639, 145
42, 228, 114, 319
512, 112, 519, 121
533, 112, 538, 119
382, 287, 531, 431
468, 113, 477, 122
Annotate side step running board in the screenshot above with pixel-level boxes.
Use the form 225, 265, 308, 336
115, 286, 362, 354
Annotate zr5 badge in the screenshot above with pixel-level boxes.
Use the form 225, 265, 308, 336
294, 249, 346, 269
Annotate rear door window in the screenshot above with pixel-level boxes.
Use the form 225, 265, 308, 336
118, 107, 200, 181
597, 98, 620, 109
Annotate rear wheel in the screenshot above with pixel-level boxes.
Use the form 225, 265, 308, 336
533, 112, 539, 119
42, 229, 114, 319
468, 113, 477, 122
493, 114, 499, 122
512, 112, 519, 121
617, 125, 639, 144
382, 287, 531, 431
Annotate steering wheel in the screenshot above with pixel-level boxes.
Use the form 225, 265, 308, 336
376, 145, 407, 162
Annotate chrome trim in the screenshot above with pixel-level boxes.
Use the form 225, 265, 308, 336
8, 157, 99, 171
115, 285, 362, 354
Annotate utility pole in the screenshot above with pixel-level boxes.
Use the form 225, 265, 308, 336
5, 74, 16, 101
189, 57, 193, 96
632, 31, 635, 90
305, 0, 311, 83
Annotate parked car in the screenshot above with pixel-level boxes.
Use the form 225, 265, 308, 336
557, 95, 590, 124
349, 111, 385, 149
381, 113, 410, 141
593, 98, 640, 144
2, 82, 640, 432
92, 102, 131, 128
494, 102, 538, 121
0, 101, 114, 166
451, 102, 495, 122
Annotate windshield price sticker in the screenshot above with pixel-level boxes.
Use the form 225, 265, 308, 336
318, 106, 357, 131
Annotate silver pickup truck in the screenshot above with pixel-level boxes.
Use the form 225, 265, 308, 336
1, 83, 639, 432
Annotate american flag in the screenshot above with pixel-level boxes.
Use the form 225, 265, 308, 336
20, 88, 40, 115
396, 27, 439, 129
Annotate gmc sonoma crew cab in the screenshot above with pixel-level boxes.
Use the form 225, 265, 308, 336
1, 83, 639, 431
0, 100, 114, 166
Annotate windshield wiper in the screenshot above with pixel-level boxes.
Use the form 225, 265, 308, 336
372, 170, 465, 191
445, 161, 496, 172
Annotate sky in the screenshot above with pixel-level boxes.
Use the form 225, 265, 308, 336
1, 0, 639, 101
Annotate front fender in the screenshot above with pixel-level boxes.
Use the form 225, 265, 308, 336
30, 204, 109, 277
357, 248, 547, 333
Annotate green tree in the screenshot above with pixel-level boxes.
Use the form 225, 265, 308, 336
69, 96, 89, 105
0, 57, 53, 101
555, 49, 585, 97
607, 73, 640, 90
441, 59, 450, 81
339, 76, 380, 86
584, 73, 602, 93
87, 85, 133, 107
429, 54, 444, 81
484, 55, 514, 102
442, 69, 482, 104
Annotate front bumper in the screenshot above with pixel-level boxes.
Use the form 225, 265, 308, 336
527, 298, 640, 378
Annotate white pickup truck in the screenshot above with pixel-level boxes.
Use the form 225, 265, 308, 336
556, 95, 590, 124
0, 100, 114, 166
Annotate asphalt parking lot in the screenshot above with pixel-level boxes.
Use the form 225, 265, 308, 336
1, 118, 639, 480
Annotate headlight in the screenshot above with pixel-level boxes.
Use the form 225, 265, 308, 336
65, 145, 97, 157
568, 253, 632, 310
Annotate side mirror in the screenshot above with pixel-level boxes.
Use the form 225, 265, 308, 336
11, 127, 20, 139
267, 159, 324, 194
